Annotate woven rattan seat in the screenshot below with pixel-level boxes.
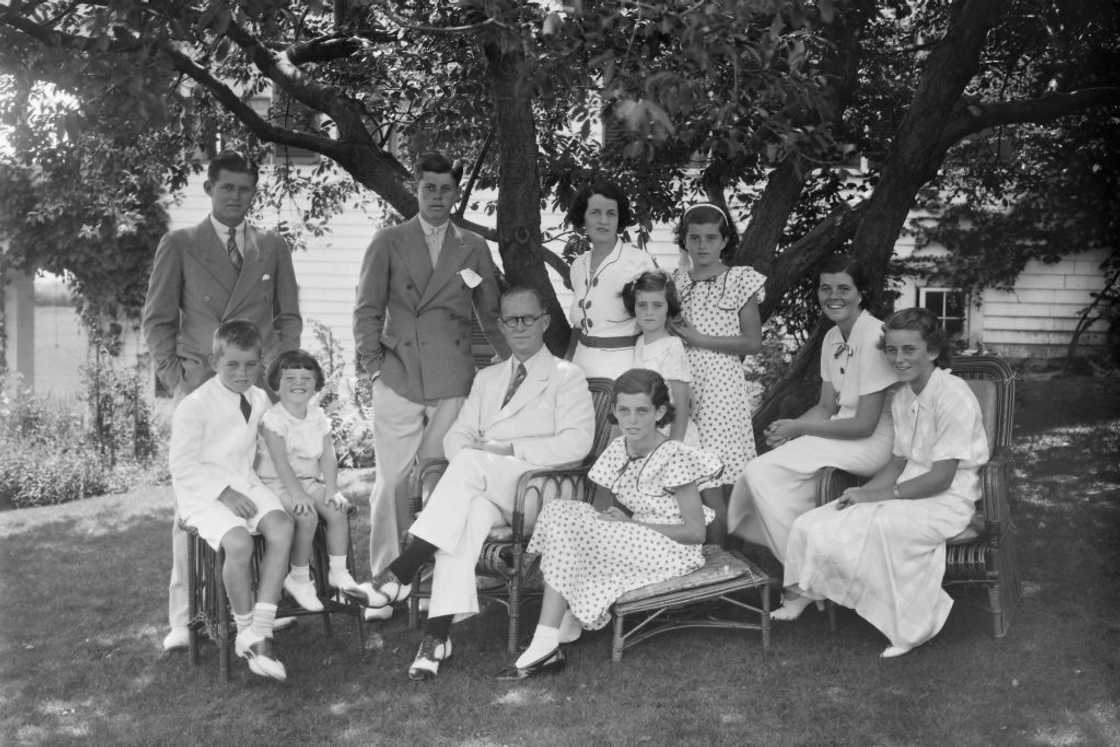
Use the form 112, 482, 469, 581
610, 545, 773, 662
815, 355, 1021, 638
183, 512, 365, 680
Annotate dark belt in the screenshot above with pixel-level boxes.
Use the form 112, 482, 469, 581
576, 332, 640, 349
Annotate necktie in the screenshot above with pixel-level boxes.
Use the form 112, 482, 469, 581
239, 393, 252, 422
227, 227, 243, 271
502, 363, 526, 408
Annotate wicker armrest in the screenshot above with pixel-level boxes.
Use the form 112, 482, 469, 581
815, 467, 864, 508
409, 457, 450, 516
978, 448, 1012, 534
509, 465, 593, 542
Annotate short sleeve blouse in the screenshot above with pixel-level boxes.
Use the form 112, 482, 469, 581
820, 310, 897, 420
257, 403, 332, 481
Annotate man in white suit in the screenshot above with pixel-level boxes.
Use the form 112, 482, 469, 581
354, 286, 595, 680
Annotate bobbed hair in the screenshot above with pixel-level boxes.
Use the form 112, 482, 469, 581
413, 152, 464, 185
566, 178, 633, 230
608, 368, 675, 428
818, 254, 874, 307
207, 150, 259, 183
675, 203, 739, 259
881, 308, 953, 369
267, 349, 326, 392
621, 269, 682, 318
212, 319, 262, 357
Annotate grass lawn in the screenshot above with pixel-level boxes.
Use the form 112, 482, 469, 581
1, 375, 1118, 746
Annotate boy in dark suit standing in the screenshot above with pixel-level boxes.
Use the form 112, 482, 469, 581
353, 153, 508, 620
143, 150, 302, 651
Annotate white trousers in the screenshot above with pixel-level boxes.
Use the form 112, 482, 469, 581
727, 420, 894, 562
367, 379, 464, 577
408, 449, 538, 620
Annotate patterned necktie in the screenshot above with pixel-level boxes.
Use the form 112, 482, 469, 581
502, 363, 527, 408
227, 227, 243, 271
239, 393, 251, 422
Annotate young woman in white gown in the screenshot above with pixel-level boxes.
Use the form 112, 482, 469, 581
772, 308, 989, 659
727, 255, 897, 563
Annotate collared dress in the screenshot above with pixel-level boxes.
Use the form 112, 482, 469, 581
727, 310, 897, 559
527, 437, 722, 630
569, 240, 657, 379
671, 265, 766, 485
783, 366, 990, 650
256, 402, 333, 499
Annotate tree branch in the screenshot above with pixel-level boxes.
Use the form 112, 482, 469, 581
940, 87, 1120, 148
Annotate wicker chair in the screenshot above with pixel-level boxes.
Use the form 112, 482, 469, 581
185, 511, 365, 680
815, 354, 1021, 638
407, 377, 616, 653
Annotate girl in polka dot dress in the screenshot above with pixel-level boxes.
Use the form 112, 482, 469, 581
670, 204, 765, 544
499, 369, 722, 679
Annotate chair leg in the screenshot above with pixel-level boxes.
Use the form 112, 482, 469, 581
827, 601, 837, 632
508, 574, 520, 655
611, 613, 624, 663
761, 583, 771, 651
187, 534, 200, 667
215, 548, 231, 682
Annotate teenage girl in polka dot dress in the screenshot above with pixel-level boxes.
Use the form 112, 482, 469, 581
670, 204, 765, 543
505, 369, 722, 676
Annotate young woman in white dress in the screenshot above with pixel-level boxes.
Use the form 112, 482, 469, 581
773, 308, 989, 659
727, 255, 897, 563
496, 369, 721, 679
566, 180, 657, 379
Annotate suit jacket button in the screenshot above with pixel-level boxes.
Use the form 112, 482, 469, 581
203, 295, 211, 302
406, 283, 414, 290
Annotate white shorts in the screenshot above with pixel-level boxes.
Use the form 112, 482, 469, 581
182, 483, 286, 551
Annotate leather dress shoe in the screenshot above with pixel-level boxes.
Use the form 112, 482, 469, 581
162, 627, 191, 652
408, 635, 452, 681
494, 647, 567, 681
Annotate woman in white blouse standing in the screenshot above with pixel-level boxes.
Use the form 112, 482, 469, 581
566, 179, 657, 379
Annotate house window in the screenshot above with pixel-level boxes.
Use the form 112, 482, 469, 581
918, 287, 966, 338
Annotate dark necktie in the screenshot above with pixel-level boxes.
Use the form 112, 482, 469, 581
227, 227, 243, 271
239, 393, 252, 422
502, 363, 526, 408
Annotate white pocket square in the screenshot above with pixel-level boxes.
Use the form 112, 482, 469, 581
459, 268, 483, 288
261, 273, 271, 281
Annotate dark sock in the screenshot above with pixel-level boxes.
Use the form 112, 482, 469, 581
425, 615, 453, 641
388, 537, 437, 583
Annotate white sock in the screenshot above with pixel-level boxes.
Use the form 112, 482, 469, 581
251, 602, 278, 639
328, 556, 356, 587
288, 564, 311, 583
515, 624, 560, 669
233, 611, 253, 635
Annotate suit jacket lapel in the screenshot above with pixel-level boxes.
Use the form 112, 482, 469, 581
494, 352, 553, 422
400, 217, 434, 301
418, 223, 472, 309
195, 219, 237, 295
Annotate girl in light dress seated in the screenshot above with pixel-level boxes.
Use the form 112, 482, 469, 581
622, 270, 700, 446
772, 309, 989, 659
566, 179, 658, 380
727, 255, 897, 563
256, 350, 366, 612
670, 204, 764, 544
497, 369, 722, 679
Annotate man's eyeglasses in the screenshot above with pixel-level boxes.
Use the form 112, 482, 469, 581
499, 313, 546, 329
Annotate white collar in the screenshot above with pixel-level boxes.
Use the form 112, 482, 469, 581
210, 215, 246, 243
418, 215, 450, 238
510, 345, 549, 375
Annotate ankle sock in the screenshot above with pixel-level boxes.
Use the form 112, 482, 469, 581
288, 564, 311, 583
233, 611, 253, 635
515, 624, 559, 669
388, 537, 437, 584
328, 556, 357, 588
251, 602, 278, 639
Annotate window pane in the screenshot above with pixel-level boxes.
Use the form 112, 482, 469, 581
945, 292, 964, 317
923, 291, 945, 314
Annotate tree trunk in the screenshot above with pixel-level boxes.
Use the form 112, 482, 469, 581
853, 0, 1003, 307
484, 41, 571, 354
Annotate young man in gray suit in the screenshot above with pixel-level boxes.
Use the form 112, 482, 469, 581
353, 153, 508, 620
143, 150, 302, 651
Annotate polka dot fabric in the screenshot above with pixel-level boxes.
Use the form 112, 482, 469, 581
671, 265, 765, 484
527, 437, 723, 630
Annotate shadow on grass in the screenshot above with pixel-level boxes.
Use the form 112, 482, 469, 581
1, 378, 1119, 745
